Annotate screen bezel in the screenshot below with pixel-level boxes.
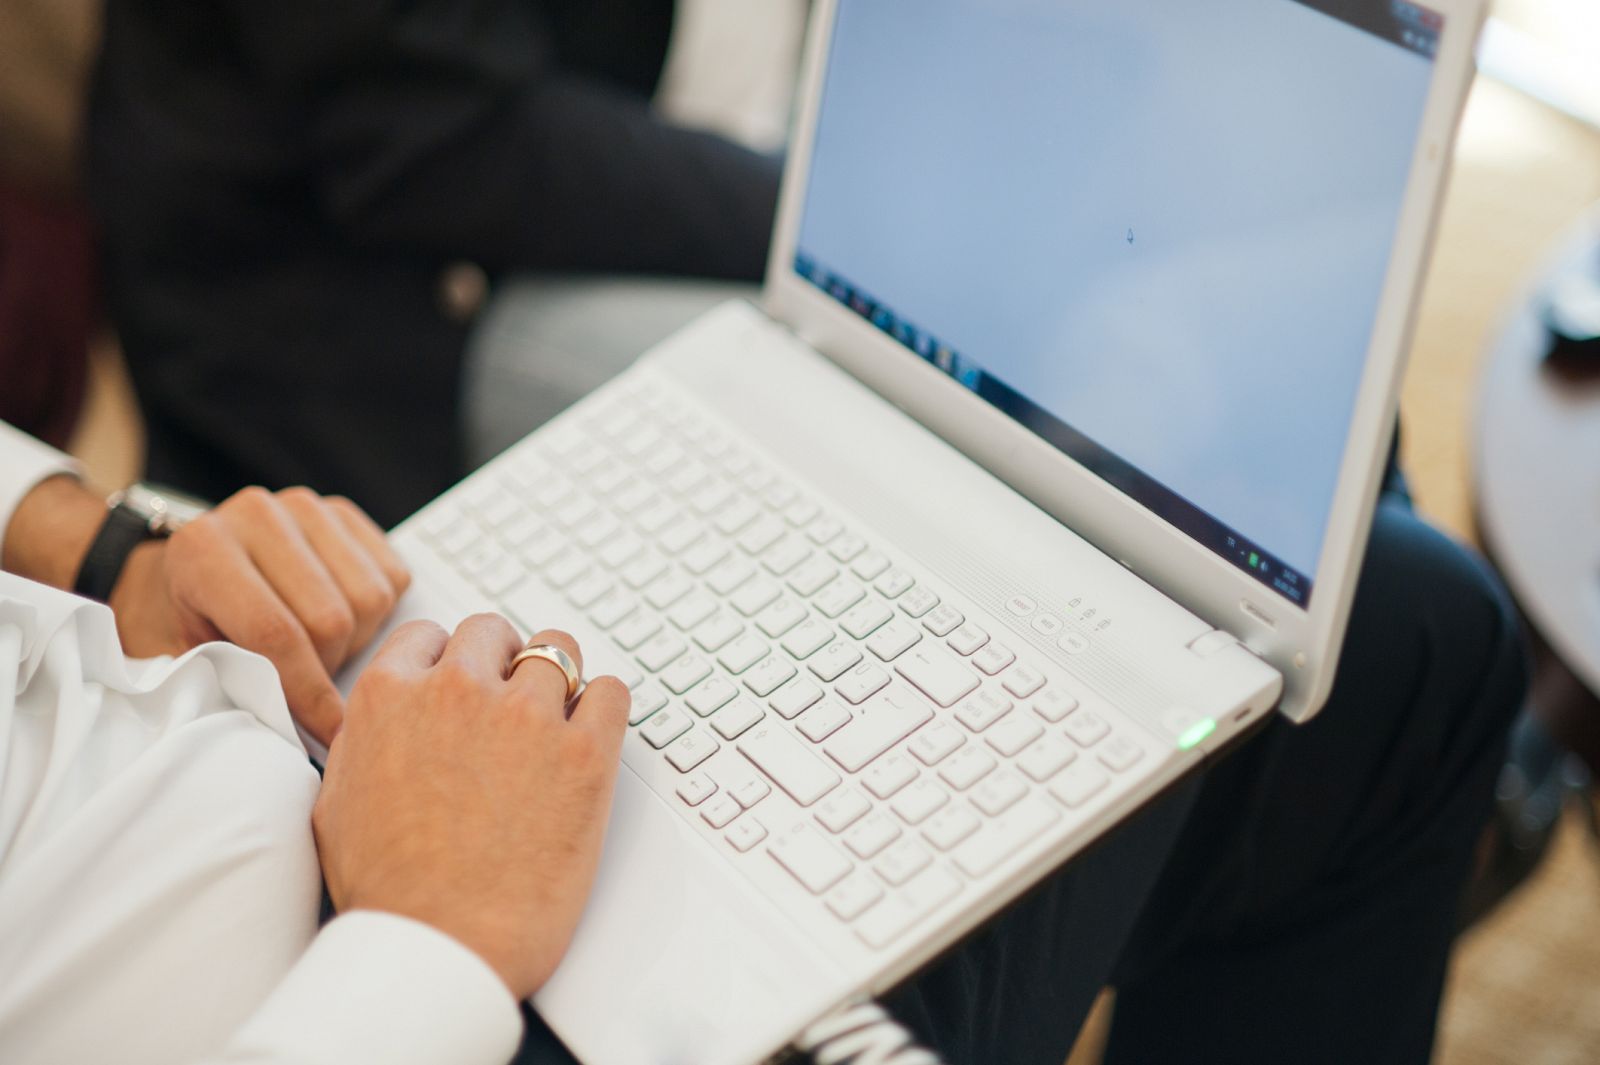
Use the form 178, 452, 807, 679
763, 0, 1485, 722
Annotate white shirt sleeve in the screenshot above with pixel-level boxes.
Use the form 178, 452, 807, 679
0, 420, 82, 567
211, 912, 525, 1065
0, 575, 525, 1065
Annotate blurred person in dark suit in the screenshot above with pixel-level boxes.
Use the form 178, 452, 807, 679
88, 0, 785, 526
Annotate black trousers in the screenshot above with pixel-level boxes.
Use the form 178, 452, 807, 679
515, 489, 1527, 1064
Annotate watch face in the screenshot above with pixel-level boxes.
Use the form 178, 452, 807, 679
121, 482, 212, 534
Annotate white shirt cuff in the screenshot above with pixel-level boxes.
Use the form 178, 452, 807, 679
0, 421, 81, 567
221, 911, 524, 1065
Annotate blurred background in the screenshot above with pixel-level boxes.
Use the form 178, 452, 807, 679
1, 0, 1596, 1060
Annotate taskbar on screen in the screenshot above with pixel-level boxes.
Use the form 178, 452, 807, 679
794, 253, 1314, 608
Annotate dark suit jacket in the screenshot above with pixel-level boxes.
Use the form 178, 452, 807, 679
88, 0, 782, 525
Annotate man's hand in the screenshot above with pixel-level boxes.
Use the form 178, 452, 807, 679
110, 487, 410, 743
313, 617, 631, 1000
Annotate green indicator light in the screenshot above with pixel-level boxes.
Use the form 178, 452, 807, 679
1177, 718, 1217, 751
1248, 552, 1260, 568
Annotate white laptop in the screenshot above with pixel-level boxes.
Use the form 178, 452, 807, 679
343, 1, 1483, 1060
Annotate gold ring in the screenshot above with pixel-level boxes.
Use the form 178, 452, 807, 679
509, 643, 582, 703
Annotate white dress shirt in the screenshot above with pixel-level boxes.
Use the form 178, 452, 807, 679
0, 422, 523, 1065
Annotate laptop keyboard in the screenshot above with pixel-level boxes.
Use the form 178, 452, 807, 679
414, 381, 1157, 951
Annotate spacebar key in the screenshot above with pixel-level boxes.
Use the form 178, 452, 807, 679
738, 723, 841, 806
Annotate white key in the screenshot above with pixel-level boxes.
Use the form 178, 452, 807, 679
824, 688, 935, 773
1098, 734, 1145, 773
955, 691, 1014, 733
738, 723, 841, 806
681, 538, 730, 576
922, 604, 964, 637
667, 593, 717, 631
784, 499, 820, 527
665, 730, 719, 772
543, 552, 591, 589
835, 662, 891, 705
971, 769, 1028, 816
479, 556, 527, 597
692, 612, 744, 652
827, 873, 885, 921
634, 501, 680, 535
731, 576, 782, 617
769, 678, 825, 720
718, 634, 771, 674
743, 656, 797, 697
636, 633, 687, 672
620, 552, 668, 589
891, 779, 950, 826
797, 700, 852, 742
762, 481, 798, 511
668, 461, 713, 496
972, 643, 1016, 676
781, 619, 834, 659
986, 716, 1045, 757
768, 822, 853, 894
875, 837, 933, 887
689, 481, 735, 517
843, 813, 902, 859
706, 556, 756, 596
1017, 736, 1077, 782
726, 819, 768, 853
761, 535, 812, 576
685, 676, 738, 717
455, 539, 505, 577
661, 655, 713, 695
588, 591, 638, 630
816, 789, 872, 833
711, 699, 765, 740
808, 641, 863, 682
640, 707, 692, 749
895, 646, 980, 708
828, 533, 868, 562
840, 600, 894, 640
566, 572, 614, 610
755, 598, 808, 638
1033, 689, 1079, 723
806, 515, 844, 545
713, 498, 761, 536
627, 683, 668, 726
731, 777, 771, 809
814, 579, 866, 619
612, 482, 658, 516
787, 556, 839, 597
1002, 665, 1047, 699
854, 865, 961, 950
947, 624, 990, 656
923, 804, 981, 851
575, 513, 622, 550
700, 793, 741, 829
866, 619, 922, 661
874, 569, 915, 599
737, 514, 786, 555
1063, 709, 1111, 748
908, 722, 967, 766
898, 585, 940, 619
939, 746, 998, 791
1049, 760, 1110, 808
862, 753, 919, 799
953, 795, 1060, 879
676, 773, 716, 806
644, 572, 695, 610
850, 551, 891, 582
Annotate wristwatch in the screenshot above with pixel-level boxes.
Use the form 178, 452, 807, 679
73, 482, 213, 603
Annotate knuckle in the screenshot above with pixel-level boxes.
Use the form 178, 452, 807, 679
251, 610, 299, 652
230, 485, 274, 513
276, 485, 321, 511
352, 583, 395, 620
306, 601, 357, 647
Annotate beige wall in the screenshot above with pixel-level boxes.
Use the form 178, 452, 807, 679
0, 0, 102, 191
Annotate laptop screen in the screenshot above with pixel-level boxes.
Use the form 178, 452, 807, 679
793, 0, 1443, 607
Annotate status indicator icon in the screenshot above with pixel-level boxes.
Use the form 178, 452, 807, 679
1248, 552, 1260, 569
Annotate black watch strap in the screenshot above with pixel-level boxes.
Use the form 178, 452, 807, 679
74, 504, 159, 603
